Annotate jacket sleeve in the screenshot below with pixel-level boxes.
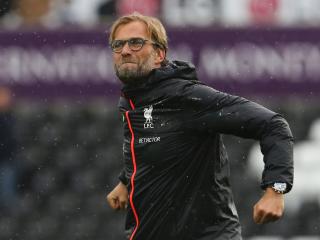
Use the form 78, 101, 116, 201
184, 84, 294, 193
119, 169, 129, 186
118, 96, 131, 186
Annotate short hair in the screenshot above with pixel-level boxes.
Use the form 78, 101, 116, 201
109, 12, 168, 64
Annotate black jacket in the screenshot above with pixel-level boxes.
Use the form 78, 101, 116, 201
118, 61, 294, 240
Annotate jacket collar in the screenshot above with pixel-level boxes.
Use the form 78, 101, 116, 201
121, 60, 198, 99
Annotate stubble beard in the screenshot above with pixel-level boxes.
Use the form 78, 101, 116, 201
115, 53, 155, 86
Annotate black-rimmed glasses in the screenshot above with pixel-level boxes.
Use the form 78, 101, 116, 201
110, 37, 159, 53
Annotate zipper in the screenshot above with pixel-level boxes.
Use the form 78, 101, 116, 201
125, 99, 139, 240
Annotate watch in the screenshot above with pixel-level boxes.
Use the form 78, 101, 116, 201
271, 182, 287, 194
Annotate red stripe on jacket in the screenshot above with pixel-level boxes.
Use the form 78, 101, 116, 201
126, 99, 139, 240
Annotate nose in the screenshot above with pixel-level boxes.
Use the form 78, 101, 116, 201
121, 42, 132, 56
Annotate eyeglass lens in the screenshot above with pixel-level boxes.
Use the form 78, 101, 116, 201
111, 38, 146, 52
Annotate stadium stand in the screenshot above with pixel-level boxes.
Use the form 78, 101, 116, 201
5, 101, 125, 240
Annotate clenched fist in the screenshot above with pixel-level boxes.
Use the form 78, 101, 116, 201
106, 182, 129, 210
253, 187, 285, 224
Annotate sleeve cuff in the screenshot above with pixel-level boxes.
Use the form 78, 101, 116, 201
119, 170, 129, 185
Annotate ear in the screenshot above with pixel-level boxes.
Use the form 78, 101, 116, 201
154, 48, 165, 65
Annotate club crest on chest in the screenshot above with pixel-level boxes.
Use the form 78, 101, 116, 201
143, 105, 154, 129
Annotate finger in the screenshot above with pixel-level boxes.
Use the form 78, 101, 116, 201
119, 195, 128, 209
111, 198, 120, 210
253, 205, 264, 224
258, 212, 268, 224
119, 198, 128, 210
256, 207, 283, 224
107, 195, 120, 210
260, 212, 282, 224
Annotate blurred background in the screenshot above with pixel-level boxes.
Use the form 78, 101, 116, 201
0, 0, 320, 239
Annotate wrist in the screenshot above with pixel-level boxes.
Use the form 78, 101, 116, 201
266, 187, 282, 195
266, 182, 287, 194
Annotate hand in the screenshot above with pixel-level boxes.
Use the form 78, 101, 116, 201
253, 187, 284, 224
106, 182, 129, 210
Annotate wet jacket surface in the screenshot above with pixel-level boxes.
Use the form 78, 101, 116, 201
118, 61, 294, 240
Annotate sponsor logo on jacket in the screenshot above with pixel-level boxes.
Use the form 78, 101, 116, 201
139, 136, 161, 144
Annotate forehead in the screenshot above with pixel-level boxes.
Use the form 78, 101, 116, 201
114, 21, 150, 40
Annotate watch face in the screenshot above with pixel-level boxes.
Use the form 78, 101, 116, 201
274, 182, 287, 192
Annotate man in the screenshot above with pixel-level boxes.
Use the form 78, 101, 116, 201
106, 12, 294, 240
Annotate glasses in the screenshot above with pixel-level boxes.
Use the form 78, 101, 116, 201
110, 37, 159, 53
